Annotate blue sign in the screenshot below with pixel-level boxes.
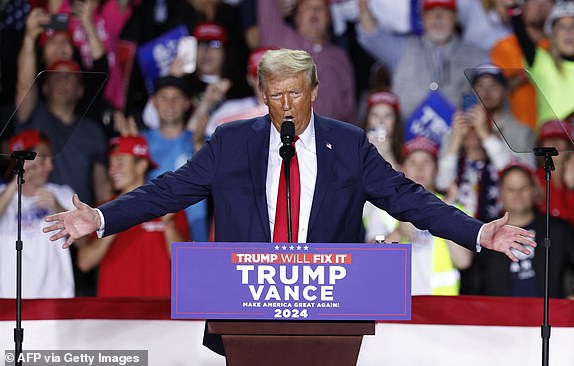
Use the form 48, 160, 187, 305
410, 0, 423, 35
136, 25, 189, 95
405, 90, 455, 146
172, 242, 411, 321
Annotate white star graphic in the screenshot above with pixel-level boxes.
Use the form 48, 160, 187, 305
487, 186, 499, 199
289, 245, 295, 250
282, 245, 287, 250
304, 245, 309, 250
297, 245, 302, 250
274, 245, 280, 250
486, 204, 501, 219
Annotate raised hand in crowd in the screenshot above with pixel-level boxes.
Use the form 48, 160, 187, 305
188, 79, 231, 151
24, 7, 51, 40
464, 104, 491, 141
36, 188, 66, 213
113, 110, 139, 137
72, 0, 105, 60
446, 111, 472, 155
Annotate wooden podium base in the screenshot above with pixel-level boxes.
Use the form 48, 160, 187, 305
207, 321, 375, 366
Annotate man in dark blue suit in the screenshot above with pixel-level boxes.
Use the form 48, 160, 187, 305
45, 49, 535, 265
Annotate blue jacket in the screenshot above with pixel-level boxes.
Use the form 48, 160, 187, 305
100, 114, 483, 250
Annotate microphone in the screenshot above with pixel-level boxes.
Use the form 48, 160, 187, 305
279, 118, 295, 161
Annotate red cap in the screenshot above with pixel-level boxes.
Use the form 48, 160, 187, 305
247, 47, 275, 77
498, 161, 536, 180
193, 22, 228, 44
538, 120, 573, 143
47, 59, 81, 73
109, 136, 158, 169
9, 129, 50, 152
422, 0, 456, 11
296, 0, 331, 6
38, 29, 72, 47
402, 136, 439, 160
367, 91, 400, 115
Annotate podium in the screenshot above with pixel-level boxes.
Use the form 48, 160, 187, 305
207, 320, 375, 366
172, 242, 411, 364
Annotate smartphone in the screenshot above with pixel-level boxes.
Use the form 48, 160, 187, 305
461, 92, 479, 112
41, 13, 70, 31
177, 36, 197, 74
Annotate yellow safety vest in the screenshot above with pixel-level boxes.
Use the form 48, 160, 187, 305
363, 194, 463, 295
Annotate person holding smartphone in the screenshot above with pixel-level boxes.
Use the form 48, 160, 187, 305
15, 1, 111, 137
435, 65, 535, 294
437, 66, 534, 223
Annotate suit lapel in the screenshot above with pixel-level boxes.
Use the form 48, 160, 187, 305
248, 115, 272, 241
308, 115, 335, 233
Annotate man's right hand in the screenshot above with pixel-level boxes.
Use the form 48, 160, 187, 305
43, 194, 101, 248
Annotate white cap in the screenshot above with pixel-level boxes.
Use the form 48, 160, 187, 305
544, 1, 574, 35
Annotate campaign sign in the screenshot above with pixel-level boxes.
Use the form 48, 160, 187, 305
404, 90, 455, 146
137, 25, 189, 95
172, 242, 411, 321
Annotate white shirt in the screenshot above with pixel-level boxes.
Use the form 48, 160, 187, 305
0, 183, 75, 298
266, 114, 317, 243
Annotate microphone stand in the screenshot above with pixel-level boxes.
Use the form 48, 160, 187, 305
279, 119, 296, 243
9, 150, 37, 366
279, 143, 295, 243
533, 146, 558, 366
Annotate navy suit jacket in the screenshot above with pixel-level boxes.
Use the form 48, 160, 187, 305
100, 114, 483, 250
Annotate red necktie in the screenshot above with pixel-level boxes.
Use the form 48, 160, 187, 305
273, 139, 300, 243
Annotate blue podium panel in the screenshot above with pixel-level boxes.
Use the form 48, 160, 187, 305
172, 242, 411, 321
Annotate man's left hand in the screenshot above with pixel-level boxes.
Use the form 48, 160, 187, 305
479, 212, 537, 262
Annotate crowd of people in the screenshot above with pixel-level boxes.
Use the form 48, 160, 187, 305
0, 0, 573, 299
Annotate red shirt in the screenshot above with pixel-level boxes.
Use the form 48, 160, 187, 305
97, 211, 189, 297
536, 167, 574, 227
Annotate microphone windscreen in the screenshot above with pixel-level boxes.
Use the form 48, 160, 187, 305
280, 119, 295, 143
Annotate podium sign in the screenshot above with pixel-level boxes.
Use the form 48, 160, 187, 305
172, 242, 411, 321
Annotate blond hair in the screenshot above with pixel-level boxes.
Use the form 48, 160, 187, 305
257, 49, 319, 92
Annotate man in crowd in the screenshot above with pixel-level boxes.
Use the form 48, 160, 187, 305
15, 59, 110, 206
490, 0, 554, 129
142, 76, 209, 241
16, 4, 109, 131
0, 129, 75, 298
76, 136, 189, 297
467, 65, 535, 161
257, 0, 356, 123
478, 163, 574, 297
386, 137, 473, 295
357, 0, 486, 120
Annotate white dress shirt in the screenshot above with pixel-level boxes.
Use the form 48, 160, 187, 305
266, 114, 317, 243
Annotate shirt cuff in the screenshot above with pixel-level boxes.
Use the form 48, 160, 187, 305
476, 224, 485, 252
96, 208, 106, 238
